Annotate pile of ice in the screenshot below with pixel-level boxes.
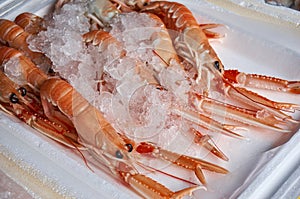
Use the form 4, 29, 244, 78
27, 1, 221, 156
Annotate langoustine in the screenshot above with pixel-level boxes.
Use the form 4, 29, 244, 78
139, 1, 299, 130
0, 46, 82, 149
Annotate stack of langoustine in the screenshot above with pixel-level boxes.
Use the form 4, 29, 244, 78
0, 0, 299, 198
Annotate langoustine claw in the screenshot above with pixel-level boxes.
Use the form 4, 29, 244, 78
136, 142, 228, 185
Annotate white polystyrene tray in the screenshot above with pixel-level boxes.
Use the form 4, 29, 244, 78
0, 0, 300, 198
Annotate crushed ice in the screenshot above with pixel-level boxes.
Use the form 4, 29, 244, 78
27, 2, 213, 154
